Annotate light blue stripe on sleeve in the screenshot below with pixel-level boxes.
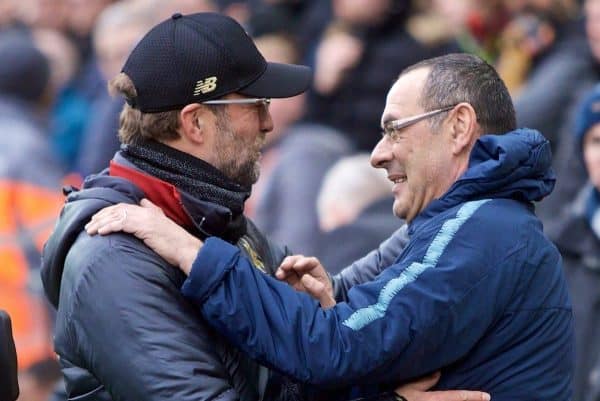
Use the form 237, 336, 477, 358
342, 199, 491, 331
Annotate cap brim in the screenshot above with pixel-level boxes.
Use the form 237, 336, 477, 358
238, 62, 312, 98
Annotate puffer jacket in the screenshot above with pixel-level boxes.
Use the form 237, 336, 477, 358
40, 166, 291, 401
174, 129, 574, 400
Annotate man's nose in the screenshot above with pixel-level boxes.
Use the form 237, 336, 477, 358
370, 136, 392, 169
260, 107, 274, 133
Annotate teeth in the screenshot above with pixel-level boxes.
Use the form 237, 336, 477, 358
393, 177, 406, 184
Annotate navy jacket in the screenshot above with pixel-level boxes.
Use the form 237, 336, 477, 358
179, 129, 574, 400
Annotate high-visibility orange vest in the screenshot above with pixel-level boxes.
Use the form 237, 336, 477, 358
0, 179, 65, 370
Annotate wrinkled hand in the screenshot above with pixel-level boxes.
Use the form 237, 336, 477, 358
396, 372, 490, 401
276, 255, 335, 308
84, 199, 201, 274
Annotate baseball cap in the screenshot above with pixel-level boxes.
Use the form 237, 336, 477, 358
121, 12, 312, 113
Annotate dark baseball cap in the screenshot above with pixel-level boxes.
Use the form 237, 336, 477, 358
121, 12, 312, 113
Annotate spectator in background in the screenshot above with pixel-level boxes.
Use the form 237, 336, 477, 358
531, 0, 600, 234
16, 0, 70, 32
0, 32, 64, 401
498, 0, 592, 150
0, 0, 17, 30
304, 0, 459, 151
314, 154, 400, 274
33, 28, 79, 102
247, 27, 353, 256
408, 0, 510, 62
48, 0, 112, 171
76, 0, 160, 176
551, 85, 600, 401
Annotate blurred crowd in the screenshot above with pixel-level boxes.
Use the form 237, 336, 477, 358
1, 0, 599, 399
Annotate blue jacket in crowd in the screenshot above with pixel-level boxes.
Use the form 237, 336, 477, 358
180, 129, 574, 401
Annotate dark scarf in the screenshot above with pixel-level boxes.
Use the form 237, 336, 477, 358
121, 140, 250, 242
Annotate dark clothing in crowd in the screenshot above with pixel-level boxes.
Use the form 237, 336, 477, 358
332, 225, 409, 302
315, 197, 402, 275
304, 16, 459, 151
254, 124, 353, 256
50, 57, 105, 171
553, 184, 600, 401
537, 74, 600, 235
515, 19, 595, 153
76, 95, 123, 176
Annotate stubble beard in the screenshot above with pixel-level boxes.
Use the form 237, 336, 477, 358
214, 117, 263, 188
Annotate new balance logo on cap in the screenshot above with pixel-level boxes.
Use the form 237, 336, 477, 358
194, 77, 217, 96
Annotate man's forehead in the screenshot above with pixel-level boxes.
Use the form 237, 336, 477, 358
389, 68, 429, 101
381, 68, 429, 124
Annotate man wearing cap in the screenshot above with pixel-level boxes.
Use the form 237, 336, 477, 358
85, 53, 573, 400
40, 12, 486, 401
40, 12, 313, 401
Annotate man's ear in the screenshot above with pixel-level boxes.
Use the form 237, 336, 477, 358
449, 102, 478, 155
179, 103, 209, 145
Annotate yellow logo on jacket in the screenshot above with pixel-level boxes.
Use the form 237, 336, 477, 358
238, 238, 266, 273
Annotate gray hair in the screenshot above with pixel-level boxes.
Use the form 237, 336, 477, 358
401, 53, 516, 135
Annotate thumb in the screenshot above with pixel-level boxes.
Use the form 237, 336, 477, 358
301, 275, 335, 309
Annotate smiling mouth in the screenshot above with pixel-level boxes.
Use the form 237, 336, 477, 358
389, 175, 407, 184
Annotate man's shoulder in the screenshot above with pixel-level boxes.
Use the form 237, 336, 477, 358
448, 198, 540, 235
62, 231, 183, 301
411, 198, 552, 265
455, 198, 553, 251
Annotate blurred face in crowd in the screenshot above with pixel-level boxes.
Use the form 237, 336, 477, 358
95, 25, 145, 80
210, 95, 274, 187
254, 34, 305, 146
65, 0, 113, 37
586, 0, 600, 61
332, 0, 393, 26
370, 68, 457, 222
16, 0, 68, 30
584, 124, 600, 190
33, 29, 79, 96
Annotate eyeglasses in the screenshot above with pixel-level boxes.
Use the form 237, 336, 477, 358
201, 98, 271, 107
381, 105, 456, 142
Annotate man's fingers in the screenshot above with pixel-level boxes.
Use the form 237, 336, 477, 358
279, 255, 305, 270
291, 257, 322, 273
85, 204, 138, 236
86, 205, 120, 234
423, 390, 490, 401
276, 255, 305, 279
